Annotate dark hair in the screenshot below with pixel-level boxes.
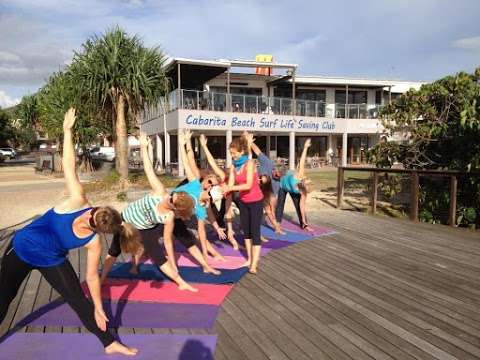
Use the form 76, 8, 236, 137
229, 137, 248, 153
259, 175, 273, 203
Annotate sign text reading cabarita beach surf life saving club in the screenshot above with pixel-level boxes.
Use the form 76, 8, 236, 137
183, 113, 337, 132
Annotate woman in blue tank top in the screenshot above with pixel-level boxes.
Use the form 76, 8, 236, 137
0, 109, 141, 356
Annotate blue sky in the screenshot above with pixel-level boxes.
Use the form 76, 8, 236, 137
0, 0, 479, 108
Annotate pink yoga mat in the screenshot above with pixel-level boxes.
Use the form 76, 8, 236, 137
83, 279, 233, 305
139, 254, 248, 270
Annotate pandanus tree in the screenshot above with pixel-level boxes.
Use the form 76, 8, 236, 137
37, 71, 103, 171
70, 26, 168, 183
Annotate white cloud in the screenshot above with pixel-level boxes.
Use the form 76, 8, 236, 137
0, 90, 20, 109
453, 36, 480, 51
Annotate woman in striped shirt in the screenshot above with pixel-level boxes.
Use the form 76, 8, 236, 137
100, 134, 220, 292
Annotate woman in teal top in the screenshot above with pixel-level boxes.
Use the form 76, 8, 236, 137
0, 109, 141, 356
275, 138, 315, 231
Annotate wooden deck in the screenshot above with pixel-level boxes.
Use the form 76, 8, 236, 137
1, 210, 480, 359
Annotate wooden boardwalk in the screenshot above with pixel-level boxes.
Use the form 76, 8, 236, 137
1, 210, 480, 359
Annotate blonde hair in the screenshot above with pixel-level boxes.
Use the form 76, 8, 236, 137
119, 223, 142, 254
173, 192, 195, 220
298, 178, 315, 194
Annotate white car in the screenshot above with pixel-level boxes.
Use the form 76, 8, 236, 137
90, 146, 115, 162
0, 147, 16, 159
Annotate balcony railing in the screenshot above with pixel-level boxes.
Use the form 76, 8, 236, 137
167, 89, 384, 119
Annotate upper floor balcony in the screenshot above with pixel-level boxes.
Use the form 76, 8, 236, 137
166, 89, 385, 120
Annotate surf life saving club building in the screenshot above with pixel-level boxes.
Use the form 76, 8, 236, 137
140, 56, 423, 177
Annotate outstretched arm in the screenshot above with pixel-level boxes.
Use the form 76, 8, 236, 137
178, 130, 197, 182
184, 129, 201, 178
140, 133, 166, 196
85, 237, 108, 331
296, 138, 311, 179
199, 134, 225, 180
61, 108, 87, 209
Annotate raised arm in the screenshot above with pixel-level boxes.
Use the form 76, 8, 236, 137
296, 138, 311, 179
184, 130, 201, 178
140, 133, 166, 196
243, 131, 261, 156
62, 108, 87, 207
178, 130, 197, 182
199, 134, 225, 180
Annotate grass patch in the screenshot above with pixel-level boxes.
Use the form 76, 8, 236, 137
306, 169, 371, 191
84, 170, 181, 193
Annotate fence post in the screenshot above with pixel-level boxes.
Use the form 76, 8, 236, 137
449, 175, 457, 226
371, 171, 379, 214
410, 171, 419, 221
337, 167, 344, 208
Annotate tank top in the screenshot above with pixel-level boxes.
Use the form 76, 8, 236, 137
13, 207, 96, 267
280, 171, 300, 194
122, 193, 170, 230
235, 162, 264, 203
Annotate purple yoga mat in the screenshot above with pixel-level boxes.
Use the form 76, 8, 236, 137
21, 300, 219, 329
175, 241, 272, 257
0, 333, 217, 360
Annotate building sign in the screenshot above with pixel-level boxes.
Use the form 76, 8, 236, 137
255, 54, 273, 76
179, 110, 347, 133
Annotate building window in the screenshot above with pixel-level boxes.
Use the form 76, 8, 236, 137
335, 90, 367, 104
297, 89, 326, 102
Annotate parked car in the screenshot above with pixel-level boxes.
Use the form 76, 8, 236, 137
0, 147, 16, 159
90, 146, 115, 162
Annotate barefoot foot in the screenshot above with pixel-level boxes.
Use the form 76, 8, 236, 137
178, 282, 199, 292
203, 266, 221, 275
260, 235, 268, 243
105, 341, 138, 356
248, 267, 258, 274
129, 266, 139, 275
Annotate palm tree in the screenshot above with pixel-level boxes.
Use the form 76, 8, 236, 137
71, 26, 168, 182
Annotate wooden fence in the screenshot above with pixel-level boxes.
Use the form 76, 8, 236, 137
337, 166, 479, 226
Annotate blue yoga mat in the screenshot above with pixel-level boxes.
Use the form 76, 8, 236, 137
260, 225, 313, 242
107, 263, 248, 284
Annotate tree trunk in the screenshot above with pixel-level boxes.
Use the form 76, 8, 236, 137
115, 94, 129, 185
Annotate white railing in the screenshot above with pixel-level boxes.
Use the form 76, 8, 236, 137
166, 89, 384, 119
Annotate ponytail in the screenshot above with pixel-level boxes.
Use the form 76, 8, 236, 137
119, 223, 142, 255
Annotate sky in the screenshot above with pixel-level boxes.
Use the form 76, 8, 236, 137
0, 0, 479, 108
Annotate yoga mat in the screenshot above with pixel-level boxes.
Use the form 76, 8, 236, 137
22, 300, 219, 329
235, 236, 293, 250
0, 333, 216, 360
86, 279, 232, 305
107, 263, 248, 284
174, 240, 270, 258
281, 219, 336, 236
260, 225, 313, 242
141, 254, 248, 270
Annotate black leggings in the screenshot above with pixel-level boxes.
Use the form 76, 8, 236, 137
109, 219, 196, 265
0, 242, 114, 347
275, 188, 305, 227
237, 200, 263, 246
